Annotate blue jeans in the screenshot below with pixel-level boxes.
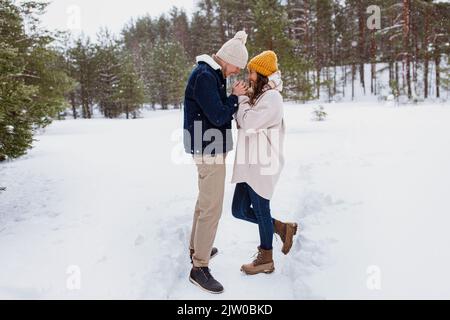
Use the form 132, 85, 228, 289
231, 183, 274, 250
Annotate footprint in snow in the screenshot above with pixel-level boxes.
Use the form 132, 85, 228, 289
134, 234, 145, 246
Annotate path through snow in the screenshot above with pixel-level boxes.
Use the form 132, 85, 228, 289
1, 102, 450, 299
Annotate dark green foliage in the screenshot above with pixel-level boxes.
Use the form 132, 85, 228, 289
2, 0, 449, 161
0, 0, 74, 161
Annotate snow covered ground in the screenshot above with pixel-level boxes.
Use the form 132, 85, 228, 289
1, 101, 450, 299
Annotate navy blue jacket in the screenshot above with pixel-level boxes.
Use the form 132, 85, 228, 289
183, 61, 238, 155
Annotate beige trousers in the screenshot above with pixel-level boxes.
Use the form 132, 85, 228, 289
190, 153, 227, 267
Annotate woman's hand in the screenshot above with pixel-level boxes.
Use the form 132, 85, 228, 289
232, 80, 248, 96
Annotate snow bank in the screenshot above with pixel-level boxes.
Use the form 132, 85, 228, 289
1, 101, 450, 299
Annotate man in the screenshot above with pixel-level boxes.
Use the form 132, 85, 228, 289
183, 31, 249, 294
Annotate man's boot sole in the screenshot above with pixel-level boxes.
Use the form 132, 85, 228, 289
189, 276, 224, 294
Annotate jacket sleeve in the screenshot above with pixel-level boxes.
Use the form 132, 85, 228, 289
236, 92, 283, 133
193, 71, 238, 127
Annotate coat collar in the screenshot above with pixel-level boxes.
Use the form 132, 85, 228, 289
196, 54, 222, 71
264, 71, 283, 92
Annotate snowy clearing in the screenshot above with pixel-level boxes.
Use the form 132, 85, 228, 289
1, 101, 450, 299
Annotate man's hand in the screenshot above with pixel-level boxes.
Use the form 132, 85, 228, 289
232, 80, 248, 96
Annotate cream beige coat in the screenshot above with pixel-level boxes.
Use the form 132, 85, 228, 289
231, 86, 285, 200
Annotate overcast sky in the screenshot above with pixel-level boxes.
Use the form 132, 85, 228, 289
40, 0, 198, 40
38, 0, 450, 41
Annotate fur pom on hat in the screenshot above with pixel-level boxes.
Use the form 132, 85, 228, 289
216, 31, 249, 69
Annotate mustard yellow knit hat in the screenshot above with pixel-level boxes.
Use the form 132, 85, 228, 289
247, 50, 278, 77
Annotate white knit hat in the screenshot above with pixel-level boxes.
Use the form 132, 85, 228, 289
216, 31, 249, 69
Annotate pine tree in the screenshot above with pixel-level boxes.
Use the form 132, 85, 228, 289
146, 40, 190, 109
214, 0, 255, 42
94, 29, 123, 118
312, 0, 334, 99
333, 0, 352, 98
0, 0, 73, 161
67, 37, 97, 118
287, 0, 313, 61
122, 16, 158, 107
116, 53, 145, 119
402, 0, 412, 99
190, 0, 223, 58
379, 0, 404, 99
431, 1, 450, 99
423, 0, 433, 99
169, 7, 191, 57
250, 0, 291, 54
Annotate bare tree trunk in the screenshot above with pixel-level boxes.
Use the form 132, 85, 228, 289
333, 65, 337, 97
327, 67, 332, 102
370, 30, 377, 95
403, 0, 412, 99
70, 92, 77, 119
389, 62, 393, 87
358, 1, 366, 94
424, 4, 430, 99
217, 8, 226, 44
435, 49, 441, 98
342, 65, 346, 97
424, 58, 429, 98
395, 61, 400, 94
316, 68, 321, 99
82, 101, 90, 119
352, 63, 355, 100
413, 23, 419, 91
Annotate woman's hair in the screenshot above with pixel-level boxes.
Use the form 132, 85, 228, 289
249, 71, 269, 105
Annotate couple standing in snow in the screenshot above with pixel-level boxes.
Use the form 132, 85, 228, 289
183, 31, 298, 294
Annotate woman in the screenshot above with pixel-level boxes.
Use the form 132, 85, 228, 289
231, 50, 298, 275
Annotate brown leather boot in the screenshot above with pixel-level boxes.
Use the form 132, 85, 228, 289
274, 219, 298, 255
241, 247, 275, 275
